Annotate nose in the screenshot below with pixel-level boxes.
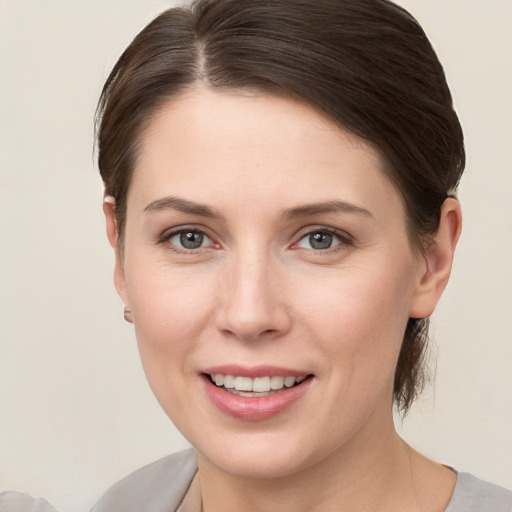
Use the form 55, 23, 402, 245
215, 249, 291, 342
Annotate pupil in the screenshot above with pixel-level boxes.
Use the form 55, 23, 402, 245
310, 232, 332, 250
180, 231, 204, 249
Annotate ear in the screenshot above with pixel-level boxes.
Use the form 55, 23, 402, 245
103, 196, 129, 306
409, 198, 462, 319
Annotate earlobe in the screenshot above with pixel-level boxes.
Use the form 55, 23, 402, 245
409, 198, 462, 319
103, 196, 129, 306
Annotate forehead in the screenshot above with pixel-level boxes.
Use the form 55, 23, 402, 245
129, 87, 403, 220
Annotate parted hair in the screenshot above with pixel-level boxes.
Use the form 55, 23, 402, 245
96, 0, 465, 413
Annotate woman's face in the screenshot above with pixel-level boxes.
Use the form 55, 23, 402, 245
110, 88, 431, 478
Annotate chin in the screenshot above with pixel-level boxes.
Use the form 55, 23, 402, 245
189, 423, 338, 481
200, 443, 312, 479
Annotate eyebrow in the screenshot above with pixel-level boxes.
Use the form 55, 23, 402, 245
144, 196, 225, 220
144, 196, 372, 222
282, 200, 373, 220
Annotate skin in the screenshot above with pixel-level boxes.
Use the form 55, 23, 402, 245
104, 87, 462, 511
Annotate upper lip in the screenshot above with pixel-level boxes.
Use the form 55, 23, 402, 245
201, 365, 311, 378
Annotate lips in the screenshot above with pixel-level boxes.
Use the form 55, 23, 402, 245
201, 366, 314, 420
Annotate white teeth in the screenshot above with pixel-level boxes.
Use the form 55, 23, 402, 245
253, 377, 271, 392
237, 391, 256, 397
210, 373, 308, 393
234, 376, 253, 391
270, 376, 285, 390
284, 376, 296, 388
223, 375, 235, 389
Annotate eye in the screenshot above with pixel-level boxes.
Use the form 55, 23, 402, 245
167, 229, 213, 250
296, 229, 346, 251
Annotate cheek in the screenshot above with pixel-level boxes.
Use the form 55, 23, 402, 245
125, 258, 217, 379
127, 269, 219, 426
296, 262, 414, 382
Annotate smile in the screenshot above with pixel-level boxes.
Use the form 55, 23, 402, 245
208, 374, 309, 397
201, 366, 315, 420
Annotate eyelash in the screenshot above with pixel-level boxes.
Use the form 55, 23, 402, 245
293, 227, 354, 253
158, 226, 217, 253
157, 226, 354, 254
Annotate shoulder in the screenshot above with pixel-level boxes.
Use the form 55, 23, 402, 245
90, 448, 198, 512
446, 472, 512, 512
0, 492, 58, 512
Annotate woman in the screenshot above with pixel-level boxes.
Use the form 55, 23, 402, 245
1, 0, 510, 511
88, 0, 512, 511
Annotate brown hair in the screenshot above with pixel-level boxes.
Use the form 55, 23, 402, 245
96, 0, 465, 413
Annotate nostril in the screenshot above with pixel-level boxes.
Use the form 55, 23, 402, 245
215, 296, 292, 341
220, 327, 279, 341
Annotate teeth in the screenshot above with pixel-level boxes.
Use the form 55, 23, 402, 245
234, 376, 252, 391
253, 377, 271, 392
270, 376, 285, 390
209, 373, 308, 393
284, 376, 296, 388
223, 375, 235, 389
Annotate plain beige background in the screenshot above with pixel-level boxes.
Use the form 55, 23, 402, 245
1, 1, 511, 511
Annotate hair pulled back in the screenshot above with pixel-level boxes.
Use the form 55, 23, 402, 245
96, 0, 465, 413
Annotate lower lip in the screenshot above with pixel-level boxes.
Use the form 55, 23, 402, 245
202, 375, 313, 421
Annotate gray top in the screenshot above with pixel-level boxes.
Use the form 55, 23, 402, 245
445, 471, 512, 512
0, 492, 58, 512
2, 449, 511, 511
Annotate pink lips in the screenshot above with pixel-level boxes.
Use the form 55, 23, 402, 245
201, 365, 313, 421
202, 365, 309, 379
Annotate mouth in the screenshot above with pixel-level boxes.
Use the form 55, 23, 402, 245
201, 366, 315, 420
205, 373, 312, 397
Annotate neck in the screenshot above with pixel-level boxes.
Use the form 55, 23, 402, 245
195, 414, 454, 512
